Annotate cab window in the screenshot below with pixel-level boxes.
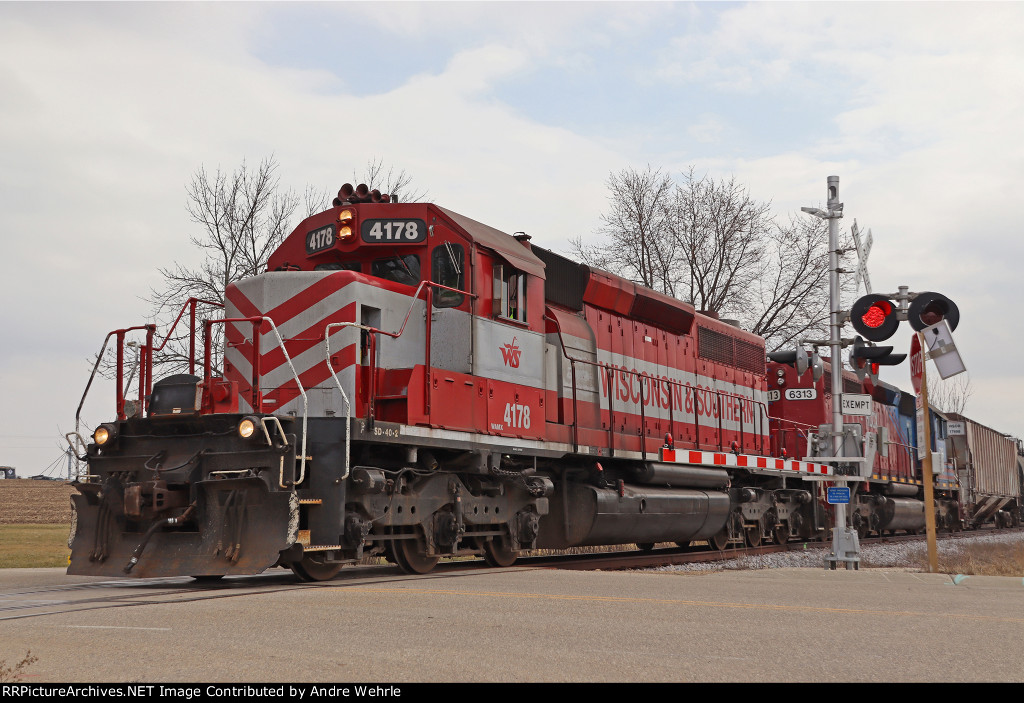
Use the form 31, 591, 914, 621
431, 243, 465, 308
371, 254, 420, 286
493, 264, 527, 323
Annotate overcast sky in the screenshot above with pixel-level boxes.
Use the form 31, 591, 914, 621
3, 1, 1023, 475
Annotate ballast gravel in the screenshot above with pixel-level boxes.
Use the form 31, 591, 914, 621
650, 530, 1024, 572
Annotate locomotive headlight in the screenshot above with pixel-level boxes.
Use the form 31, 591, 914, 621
93, 423, 117, 446
338, 208, 354, 224
337, 225, 354, 241
238, 416, 258, 439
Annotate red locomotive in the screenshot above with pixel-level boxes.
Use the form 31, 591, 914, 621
65, 185, 1018, 580
768, 359, 1022, 538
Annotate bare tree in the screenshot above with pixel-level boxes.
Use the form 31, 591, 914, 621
747, 216, 832, 349
145, 155, 299, 375
571, 167, 677, 294
572, 166, 856, 352
928, 373, 973, 415
664, 167, 772, 315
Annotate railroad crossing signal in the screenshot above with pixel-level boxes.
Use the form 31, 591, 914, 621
850, 294, 900, 342
907, 291, 959, 332
850, 289, 959, 343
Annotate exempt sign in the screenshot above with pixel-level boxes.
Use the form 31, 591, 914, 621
840, 393, 872, 416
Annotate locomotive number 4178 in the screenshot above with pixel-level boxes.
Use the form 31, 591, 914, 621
361, 218, 427, 244
504, 403, 531, 429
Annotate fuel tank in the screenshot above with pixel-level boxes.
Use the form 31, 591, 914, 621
876, 496, 926, 532
536, 481, 730, 549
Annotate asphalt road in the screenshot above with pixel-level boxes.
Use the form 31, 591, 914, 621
1, 563, 1022, 683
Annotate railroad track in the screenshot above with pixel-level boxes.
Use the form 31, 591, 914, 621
516, 526, 1024, 571
4, 528, 1019, 622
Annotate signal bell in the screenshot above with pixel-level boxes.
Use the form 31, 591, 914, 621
850, 294, 900, 342
907, 291, 959, 332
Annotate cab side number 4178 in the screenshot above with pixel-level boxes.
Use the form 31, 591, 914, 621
503, 403, 531, 429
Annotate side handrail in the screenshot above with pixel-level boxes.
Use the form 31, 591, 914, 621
545, 314, 770, 455
332, 279, 477, 426
368, 279, 478, 342
323, 322, 354, 481
204, 315, 309, 488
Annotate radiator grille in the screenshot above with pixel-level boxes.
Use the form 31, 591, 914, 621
698, 327, 765, 375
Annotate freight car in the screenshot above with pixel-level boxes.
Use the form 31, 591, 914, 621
63, 184, 1013, 580
945, 414, 1022, 529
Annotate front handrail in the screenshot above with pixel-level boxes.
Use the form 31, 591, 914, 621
152, 298, 224, 375
74, 332, 115, 456
74, 298, 227, 440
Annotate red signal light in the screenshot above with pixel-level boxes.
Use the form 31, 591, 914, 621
861, 300, 891, 329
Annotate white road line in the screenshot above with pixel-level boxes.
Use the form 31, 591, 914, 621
65, 625, 171, 631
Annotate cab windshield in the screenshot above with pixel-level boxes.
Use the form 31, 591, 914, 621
372, 254, 420, 286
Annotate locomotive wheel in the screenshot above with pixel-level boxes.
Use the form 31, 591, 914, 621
636, 542, 656, 552
772, 522, 791, 545
482, 538, 518, 568
709, 528, 730, 551
392, 538, 440, 575
744, 526, 761, 548
291, 553, 343, 582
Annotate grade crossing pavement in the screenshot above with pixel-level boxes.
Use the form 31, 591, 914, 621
1, 565, 1021, 682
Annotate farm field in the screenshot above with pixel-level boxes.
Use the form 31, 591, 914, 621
0, 479, 75, 524
0, 480, 74, 568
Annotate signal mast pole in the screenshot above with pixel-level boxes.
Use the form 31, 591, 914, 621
803, 176, 859, 568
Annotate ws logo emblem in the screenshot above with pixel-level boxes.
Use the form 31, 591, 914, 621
499, 337, 522, 368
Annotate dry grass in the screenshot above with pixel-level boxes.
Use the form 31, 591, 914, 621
913, 539, 1024, 577
0, 651, 38, 683
0, 480, 75, 524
